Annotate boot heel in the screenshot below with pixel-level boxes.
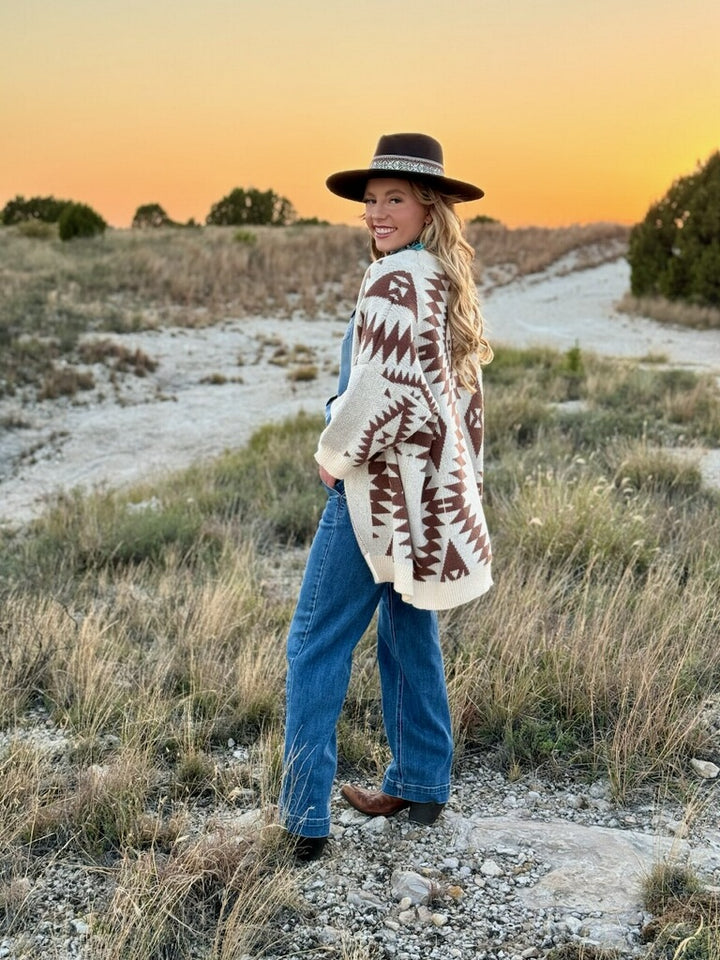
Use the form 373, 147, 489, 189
408, 801, 445, 825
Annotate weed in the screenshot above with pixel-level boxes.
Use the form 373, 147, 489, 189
287, 363, 318, 381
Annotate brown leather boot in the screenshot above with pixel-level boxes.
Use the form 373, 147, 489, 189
340, 783, 445, 825
340, 784, 411, 817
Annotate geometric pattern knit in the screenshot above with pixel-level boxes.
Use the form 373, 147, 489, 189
316, 248, 492, 610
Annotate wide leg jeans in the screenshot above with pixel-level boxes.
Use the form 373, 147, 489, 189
279, 483, 453, 838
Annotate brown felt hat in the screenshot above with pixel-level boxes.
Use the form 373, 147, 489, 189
326, 132, 484, 203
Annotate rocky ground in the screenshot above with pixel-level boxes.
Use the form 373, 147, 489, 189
3, 726, 720, 959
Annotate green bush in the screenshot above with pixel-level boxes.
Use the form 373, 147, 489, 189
131, 203, 175, 229
58, 202, 107, 241
233, 228, 257, 246
1, 194, 70, 225
206, 186, 296, 226
629, 151, 720, 306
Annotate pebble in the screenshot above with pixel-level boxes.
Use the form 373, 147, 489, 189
4, 749, 720, 959
691, 757, 720, 779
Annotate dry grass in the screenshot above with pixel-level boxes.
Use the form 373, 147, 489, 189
640, 862, 720, 959
0, 221, 629, 399
467, 220, 629, 285
618, 292, 720, 331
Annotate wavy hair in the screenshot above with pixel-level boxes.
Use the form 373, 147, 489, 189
369, 182, 493, 390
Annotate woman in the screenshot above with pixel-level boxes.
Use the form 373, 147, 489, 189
279, 133, 493, 862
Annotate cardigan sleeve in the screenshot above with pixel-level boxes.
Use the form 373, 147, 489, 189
315, 264, 438, 480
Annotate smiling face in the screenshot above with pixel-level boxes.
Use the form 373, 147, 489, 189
362, 178, 430, 253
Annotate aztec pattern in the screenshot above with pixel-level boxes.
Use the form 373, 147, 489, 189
316, 249, 492, 609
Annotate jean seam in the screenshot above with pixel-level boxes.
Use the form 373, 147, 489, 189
386, 586, 404, 786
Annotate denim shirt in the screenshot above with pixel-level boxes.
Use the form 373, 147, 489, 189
324, 312, 355, 425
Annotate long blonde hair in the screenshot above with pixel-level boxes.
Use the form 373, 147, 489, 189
369, 182, 493, 390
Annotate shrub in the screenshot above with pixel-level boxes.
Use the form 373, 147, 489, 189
58, 202, 107, 241
132, 203, 175, 229
206, 187, 296, 226
628, 151, 720, 306
1, 194, 70, 225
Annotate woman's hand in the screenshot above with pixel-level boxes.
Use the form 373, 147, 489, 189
318, 465, 337, 488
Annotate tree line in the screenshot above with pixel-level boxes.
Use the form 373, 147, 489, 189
0, 186, 316, 240
3, 153, 719, 310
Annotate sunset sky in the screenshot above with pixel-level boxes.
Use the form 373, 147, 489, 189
2, 0, 719, 229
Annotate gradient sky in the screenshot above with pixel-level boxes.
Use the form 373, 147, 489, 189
2, 0, 719, 229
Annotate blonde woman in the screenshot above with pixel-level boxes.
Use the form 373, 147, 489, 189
280, 133, 493, 861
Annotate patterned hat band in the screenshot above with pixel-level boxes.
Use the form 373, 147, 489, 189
326, 133, 484, 203
370, 154, 445, 177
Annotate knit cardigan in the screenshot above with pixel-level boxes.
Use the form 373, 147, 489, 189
315, 247, 492, 611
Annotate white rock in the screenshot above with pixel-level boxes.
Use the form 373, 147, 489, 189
691, 758, 720, 779
480, 859, 503, 877
563, 914, 583, 935
391, 870, 434, 905
233, 809, 264, 833
318, 926, 341, 943
347, 889, 385, 910
362, 815, 391, 835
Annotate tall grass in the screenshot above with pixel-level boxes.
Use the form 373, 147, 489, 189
1, 334, 719, 951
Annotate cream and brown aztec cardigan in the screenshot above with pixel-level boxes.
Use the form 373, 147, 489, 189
315, 247, 493, 611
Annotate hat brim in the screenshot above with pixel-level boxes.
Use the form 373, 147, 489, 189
326, 169, 484, 203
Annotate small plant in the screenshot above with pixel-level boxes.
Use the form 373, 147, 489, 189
546, 946, 622, 960
233, 228, 257, 246
38, 365, 95, 400
561, 342, 585, 400
642, 863, 703, 916
287, 364, 318, 382
78, 339, 158, 375
173, 750, 216, 797
640, 863, 720, 960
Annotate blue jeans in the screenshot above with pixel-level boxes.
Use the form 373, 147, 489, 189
279, 482, 453, 838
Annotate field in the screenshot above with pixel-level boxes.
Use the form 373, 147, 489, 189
1, 222, 720, 959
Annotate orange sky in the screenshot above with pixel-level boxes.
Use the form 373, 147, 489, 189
2, 0, 719, 229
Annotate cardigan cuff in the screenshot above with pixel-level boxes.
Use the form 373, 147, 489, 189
314, 445, 352, 480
